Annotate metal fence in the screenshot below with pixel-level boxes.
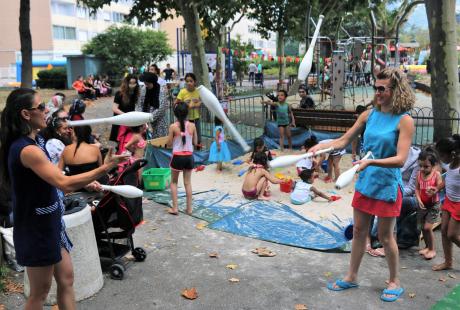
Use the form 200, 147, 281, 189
166, 90, 459, 149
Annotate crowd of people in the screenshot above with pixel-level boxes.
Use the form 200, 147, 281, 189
0, 65, 459, 308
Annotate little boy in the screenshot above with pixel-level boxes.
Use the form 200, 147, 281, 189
291, 169, 332, 205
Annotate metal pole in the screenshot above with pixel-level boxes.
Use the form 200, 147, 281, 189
227, 28, 231, 81
305, 3, 311, 52
176, 28, 180, 76
369, 9, 377, 81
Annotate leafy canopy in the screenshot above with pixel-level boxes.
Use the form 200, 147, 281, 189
81, 25, 172, 73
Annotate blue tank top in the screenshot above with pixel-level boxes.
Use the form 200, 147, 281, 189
355, 109, 410, 202
276, 102, 290, 126
8, 135, 62, 266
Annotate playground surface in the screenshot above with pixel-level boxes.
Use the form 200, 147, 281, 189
3, 198, 460, 309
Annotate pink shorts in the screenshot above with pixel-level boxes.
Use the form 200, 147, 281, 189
242, 188, 258, 200
442, 196, 460, 221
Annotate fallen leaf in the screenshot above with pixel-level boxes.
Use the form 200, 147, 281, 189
181, 287, 198, 300
448, 273, 457, 279
226, 264, 238, 270
251, 247, 267, 254
251, 247, 276, 257
295, 304, 308, 310
324, 272, 332, 278
196, 223, 207, 230
3, 278, 24, 294
408, 293, 416, 298
209, 252, 219, 258
401, 266, 408, 269
228, 278, 240, 283
439, 277, 447, 282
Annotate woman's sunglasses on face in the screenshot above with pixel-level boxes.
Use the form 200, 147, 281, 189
373, 85, 390, 93
27, 102, 46, 112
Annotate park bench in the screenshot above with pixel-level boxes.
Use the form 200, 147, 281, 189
292, 108, 358, 133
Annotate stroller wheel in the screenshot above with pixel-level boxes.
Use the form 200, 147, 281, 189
110, 263, 125, 280
132, 247, 147, 262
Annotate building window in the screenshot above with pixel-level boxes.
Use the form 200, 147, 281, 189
78, 30, 88, 42
103, 11, 111, 21
112, 12, 125, 23
51, 1, 75, 17
53, 25, 76, 40
76, 5, 87, 19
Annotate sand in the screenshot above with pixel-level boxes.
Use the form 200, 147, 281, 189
179, 149, 357, 224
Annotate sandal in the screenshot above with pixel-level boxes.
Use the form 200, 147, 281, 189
327, 279, 359, 291
366, 244, 385, 257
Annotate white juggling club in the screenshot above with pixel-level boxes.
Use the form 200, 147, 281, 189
269, 147, 334, 169
335, 151, 373, 190
298, 15, 325, 81
100, 185, 143, 198
197, 85, 251, 152
68, 112, 152, 127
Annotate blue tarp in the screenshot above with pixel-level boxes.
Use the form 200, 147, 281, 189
145, 121, 350, 168
145, 189, 350, 251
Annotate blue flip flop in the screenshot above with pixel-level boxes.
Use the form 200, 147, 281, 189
327, 279, 359, 291
380, 287, 405, 302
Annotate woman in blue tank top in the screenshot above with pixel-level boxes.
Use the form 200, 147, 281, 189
0, 89, 128, 309
310, 68, 415, 302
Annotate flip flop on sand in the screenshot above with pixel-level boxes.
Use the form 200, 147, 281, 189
380, 287, 404, 302
167, 209, 179, 215
327, 279, 359, 291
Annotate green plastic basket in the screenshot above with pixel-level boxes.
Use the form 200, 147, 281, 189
142, 168, 171, 191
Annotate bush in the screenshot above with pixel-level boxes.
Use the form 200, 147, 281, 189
36, 68, 67, 89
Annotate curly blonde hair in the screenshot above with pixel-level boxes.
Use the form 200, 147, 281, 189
375, 68, 415, 114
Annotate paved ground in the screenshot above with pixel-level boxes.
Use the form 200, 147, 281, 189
2, 95, 460, 309
3, 199, 460, 309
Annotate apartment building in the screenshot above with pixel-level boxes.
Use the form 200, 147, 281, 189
0, 0, 161, 82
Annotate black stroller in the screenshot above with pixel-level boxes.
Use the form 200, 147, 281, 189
92, 158, 148, 280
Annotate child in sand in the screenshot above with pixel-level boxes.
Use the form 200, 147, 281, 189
433, 135, 460, 271
208, 117, 231, 172
262, 89, 295, 151
167, 102, 197, 215
296, 135, 320, 176
415, 148, 443, 260
247, 137, 273, 164
318, 138, 346, 182
291, 169, 332, 205
242, 152, 282, 200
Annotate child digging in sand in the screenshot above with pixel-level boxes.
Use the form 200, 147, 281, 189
433, 135, 460, 271
291, 169, 332, 205
242, 152, 282, 200
415, 148, 443, 260
167, 102, 197, 215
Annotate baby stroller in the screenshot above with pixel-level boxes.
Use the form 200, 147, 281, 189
93, 158, 148, 280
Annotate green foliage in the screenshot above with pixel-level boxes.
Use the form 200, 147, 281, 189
82, 25, 172, 74
36, 68, 67, 89
231, 36, 253, 81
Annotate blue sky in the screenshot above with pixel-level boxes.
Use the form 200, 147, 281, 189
404, 0, 460, 29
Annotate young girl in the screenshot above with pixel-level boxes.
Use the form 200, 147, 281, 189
263, 90, 295, 151
433, 134, 460, 271
415, 149, 443, 260
291, 169, 332, 205
208, 117, 231, 171
122, 124, 147, 177
175, 73, 202, 149
242, 152, 282, 200
296, 136, 319, 176
247, 137, 273, 164
318, 138, 346, 182
167, 102, 197, 215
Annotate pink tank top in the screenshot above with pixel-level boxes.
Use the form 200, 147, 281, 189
417, 171, 439, 205
172, 121, 193, 154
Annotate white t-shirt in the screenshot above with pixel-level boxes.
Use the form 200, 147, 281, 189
209, 72, 214, 83
45, 138, 65, 165
296, 157, 313, 170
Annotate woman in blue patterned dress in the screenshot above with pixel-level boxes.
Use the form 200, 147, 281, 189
0, 88, 127, 309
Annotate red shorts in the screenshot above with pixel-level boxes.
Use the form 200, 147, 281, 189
441, 196, 460, 221
352, 189, 402, 218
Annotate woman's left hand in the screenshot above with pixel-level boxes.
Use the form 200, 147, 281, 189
85, 181, 102, 192
355, 159, 372, 172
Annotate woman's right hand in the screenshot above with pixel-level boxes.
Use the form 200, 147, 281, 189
104, 148, 129, 168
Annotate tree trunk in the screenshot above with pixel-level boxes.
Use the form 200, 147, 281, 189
20, 0, 32, 88
177, 0, 211, 89
214, 26, 226, 97
425, 0, 458, 140
277, 30, 286, 88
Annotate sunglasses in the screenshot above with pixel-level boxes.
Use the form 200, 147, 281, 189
373, 85, 391, 93
27, 102, 46, 112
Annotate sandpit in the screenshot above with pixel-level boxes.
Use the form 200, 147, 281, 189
182, 149, 357, 224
